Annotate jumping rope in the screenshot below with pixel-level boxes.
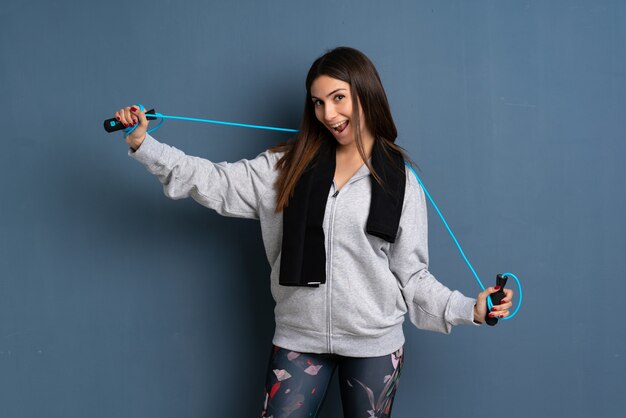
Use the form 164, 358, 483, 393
104, 105, 522, 323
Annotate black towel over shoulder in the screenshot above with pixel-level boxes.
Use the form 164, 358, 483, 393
279, 138, 406, 287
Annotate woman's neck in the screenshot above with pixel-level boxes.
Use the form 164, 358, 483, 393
336, 132, 375, 163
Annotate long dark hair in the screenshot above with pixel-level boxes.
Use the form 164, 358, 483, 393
271, 46, 407, 212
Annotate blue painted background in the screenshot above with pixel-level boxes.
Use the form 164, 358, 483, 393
1, 1, 624, 417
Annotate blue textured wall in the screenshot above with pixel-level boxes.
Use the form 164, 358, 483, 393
1, 1, 624, 417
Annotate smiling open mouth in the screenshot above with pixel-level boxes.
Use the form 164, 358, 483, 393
332, 120, 349, 133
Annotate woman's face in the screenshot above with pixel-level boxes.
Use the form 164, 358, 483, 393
310, 75, 372, 148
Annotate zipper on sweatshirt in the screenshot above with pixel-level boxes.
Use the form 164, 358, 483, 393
326, 185, 340, 353
325, 170, 367, 352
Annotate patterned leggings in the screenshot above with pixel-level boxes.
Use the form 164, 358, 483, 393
261, 344, 404, 418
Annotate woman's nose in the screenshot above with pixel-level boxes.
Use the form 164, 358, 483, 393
324, 105, 337, 121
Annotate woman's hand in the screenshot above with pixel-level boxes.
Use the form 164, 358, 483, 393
473, 286, 514, 324
114, 105, 149, 150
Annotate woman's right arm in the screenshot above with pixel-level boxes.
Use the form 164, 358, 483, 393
114, 105, 277, 220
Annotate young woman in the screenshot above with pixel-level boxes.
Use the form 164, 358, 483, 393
113, 46, 513, 418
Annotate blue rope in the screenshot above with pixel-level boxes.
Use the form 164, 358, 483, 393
405, 164, 522, 319
123, 104, 298, 138
123, 105, 522, 320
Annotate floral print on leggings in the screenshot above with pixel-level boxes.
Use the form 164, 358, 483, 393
261, 345, 404, 418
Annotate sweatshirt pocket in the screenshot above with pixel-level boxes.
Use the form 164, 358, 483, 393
271, 269, 327, 336
332, 269, 405, 337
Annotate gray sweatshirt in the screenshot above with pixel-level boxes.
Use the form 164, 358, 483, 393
130, 133, 478, 357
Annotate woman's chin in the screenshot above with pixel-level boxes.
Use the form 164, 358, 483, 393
329, 126, 354, 146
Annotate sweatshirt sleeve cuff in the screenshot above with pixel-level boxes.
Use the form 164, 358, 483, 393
127, 133, 166, 166
447, 291, 480, 327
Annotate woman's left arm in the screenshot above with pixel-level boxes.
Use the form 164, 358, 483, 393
390, 168, 479, 332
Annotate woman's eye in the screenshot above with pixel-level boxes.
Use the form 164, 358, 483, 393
313, 100, 323, 107
334, 95, 344, 101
